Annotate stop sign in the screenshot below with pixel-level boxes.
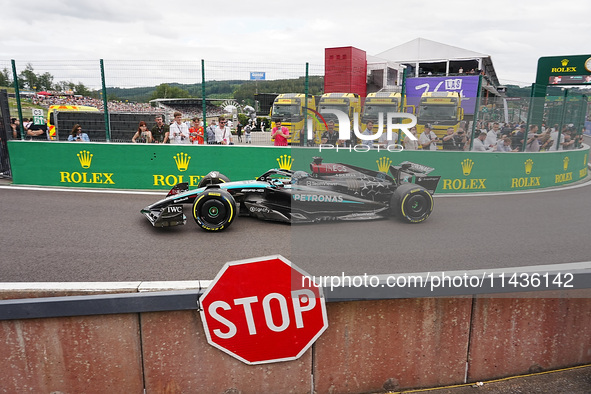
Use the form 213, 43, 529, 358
199, 255, 328, 365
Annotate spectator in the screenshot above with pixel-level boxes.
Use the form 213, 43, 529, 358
166, 112, 189, 144
236, 121, 243, 143
403, 126, 419, 150
68, 124, 90, 142
441, 127, 459, 150
485, 122, 501, 147
215, 116, 233, 145
321, 121, 339, 145
524, 125, 540, 152
10, 118, 19, 139
511, 125, 526, 151
471, 132, 491, 151
189, 117, 204, 145
539, 129, 553, 151
271, 120, 289, 146
562, 130, 576, 150
418, 125, 438, 150
500, 122, 513, 137
132, 121, 153, 143
151, 115, 169, 144
495, 137, 515, 152
361, 120, 376, 149
206, 119, 217, 144
27, 122, 48, 141
244, 121, 252, 144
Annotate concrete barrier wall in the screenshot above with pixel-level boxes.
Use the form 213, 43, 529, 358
1, 285, 590, 393
7, 141, 590, 193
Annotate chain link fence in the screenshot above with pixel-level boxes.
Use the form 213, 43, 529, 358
0, 60, 588, 150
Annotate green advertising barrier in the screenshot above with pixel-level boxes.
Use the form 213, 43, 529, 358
7, 141, 590, 193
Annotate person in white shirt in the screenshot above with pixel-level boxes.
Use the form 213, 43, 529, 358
215, 116, 233, 145
472, 132, 492, 151
418, 125, 438, 150
485, 122, 500, 147
166, 112, 189, 144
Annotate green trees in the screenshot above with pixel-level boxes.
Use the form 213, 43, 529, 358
149, 83, 191, 100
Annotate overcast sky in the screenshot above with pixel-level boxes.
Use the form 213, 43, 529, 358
2, 0, 590, 88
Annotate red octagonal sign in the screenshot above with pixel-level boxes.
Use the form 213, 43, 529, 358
199, 255, 328, 365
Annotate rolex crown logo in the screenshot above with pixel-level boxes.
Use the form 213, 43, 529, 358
376, 157, 393, 173
561, 59, 569, 67
77, 150, 93, 169
524, 159, 534, 175
563, 156, 569, 171
461, 159, 474, 176
173, 153, 191, 172
277, 154, 294, 170
584, 154, 588, 166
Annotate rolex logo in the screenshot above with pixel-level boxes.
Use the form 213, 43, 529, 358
584, 154, 588, 166
461, 159, 474, 176
173, 153, 191, 172
376, 157, 392, 173
277, 155, 294, 170
563, 156, 570, 171
561, 59, 569, 67
77, 150, 93, 169
525, 159, 534, 175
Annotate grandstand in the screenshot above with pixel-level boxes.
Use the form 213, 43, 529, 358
149, 98, 225, 120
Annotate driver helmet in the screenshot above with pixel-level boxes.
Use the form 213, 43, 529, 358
291, 171, 309, 184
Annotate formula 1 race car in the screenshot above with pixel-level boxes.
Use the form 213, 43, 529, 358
141, 157, 441, 232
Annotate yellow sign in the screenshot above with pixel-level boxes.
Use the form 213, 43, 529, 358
174, 153, 191, 172
277, 155, 294, 170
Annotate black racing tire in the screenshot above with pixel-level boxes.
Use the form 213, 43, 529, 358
192, 189, 237, 231
391, 183, 433, 223
197, 171, 230, 188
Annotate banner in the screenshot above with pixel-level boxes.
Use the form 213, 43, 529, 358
405, 76, 481, 115
7, 141, 589, 194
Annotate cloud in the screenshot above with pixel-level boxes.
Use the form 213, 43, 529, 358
2, 0, 591, 87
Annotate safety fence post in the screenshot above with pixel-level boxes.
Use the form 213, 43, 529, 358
10, 60, 24, 140
100, 59, 111, 142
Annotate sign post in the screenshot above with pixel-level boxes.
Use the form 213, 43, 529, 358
199, 255, 328, 365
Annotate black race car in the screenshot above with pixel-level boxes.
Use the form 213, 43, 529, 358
141, 157, 441, 231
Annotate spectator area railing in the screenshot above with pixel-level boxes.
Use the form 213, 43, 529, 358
6, 140, 590, 193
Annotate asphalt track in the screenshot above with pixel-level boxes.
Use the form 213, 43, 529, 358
1, 175, 590, 282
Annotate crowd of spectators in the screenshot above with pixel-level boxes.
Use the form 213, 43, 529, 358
395, 121, 585, 152
34, 95, 161, 113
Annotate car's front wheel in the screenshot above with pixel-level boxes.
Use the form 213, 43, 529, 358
391, 183, 433, 223
192, 189, 236, 231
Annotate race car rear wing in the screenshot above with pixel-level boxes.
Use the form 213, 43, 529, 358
390, 161, 441, 195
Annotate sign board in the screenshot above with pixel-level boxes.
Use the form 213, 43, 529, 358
250, 72, 266, 81
32, 109, 45, 125
536, 55, 591, 85
199, 255, 328, 365
405, 76, 480, 115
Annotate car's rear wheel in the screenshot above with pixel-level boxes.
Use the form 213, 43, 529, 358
198, 171, 229, 188
391, 183, 433, 223
192, 189, 236, 231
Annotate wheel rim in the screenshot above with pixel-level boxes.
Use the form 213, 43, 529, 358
202, 199, 226, 224
406, 194, 428, 217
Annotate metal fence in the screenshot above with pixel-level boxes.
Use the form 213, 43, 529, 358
1, 59, 588, 149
